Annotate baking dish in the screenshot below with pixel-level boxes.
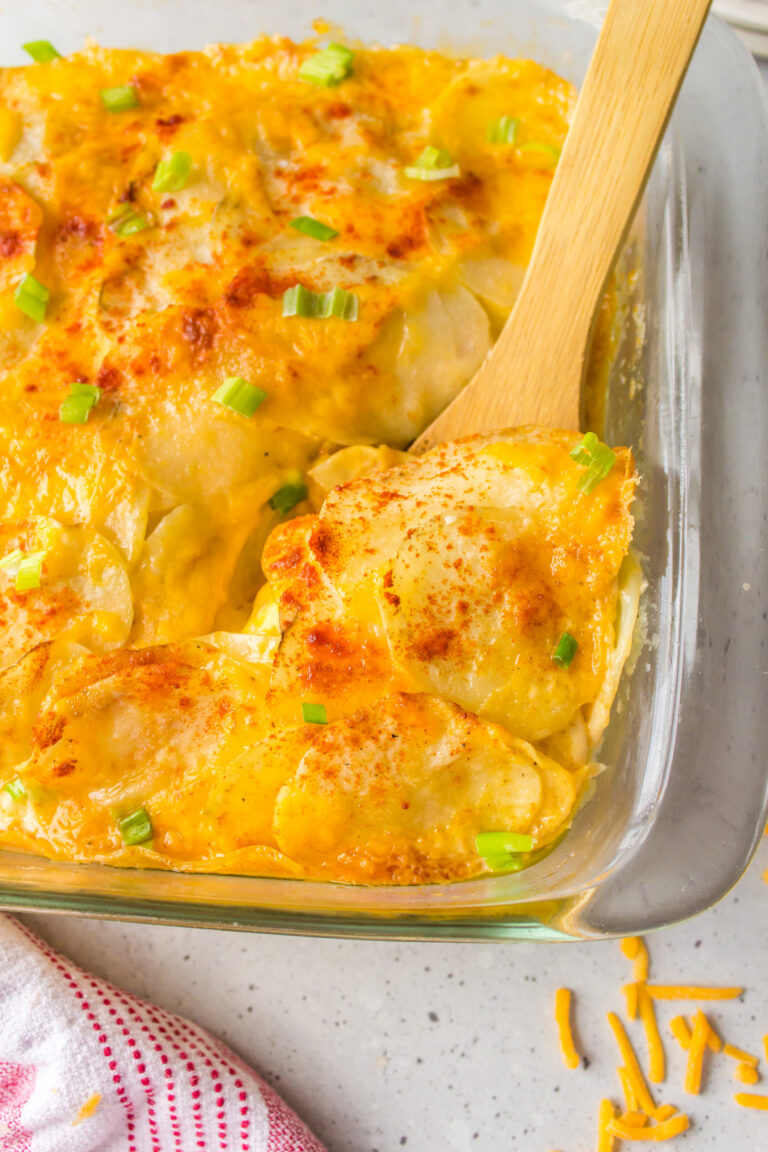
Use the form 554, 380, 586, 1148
0, 0, 766, 940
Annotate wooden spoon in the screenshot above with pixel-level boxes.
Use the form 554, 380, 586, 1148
411, 0, 711, 454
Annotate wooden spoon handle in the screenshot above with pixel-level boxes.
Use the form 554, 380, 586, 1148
412, 0, 711, 453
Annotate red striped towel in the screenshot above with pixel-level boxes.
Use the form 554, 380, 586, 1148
0, 915, 327, 1152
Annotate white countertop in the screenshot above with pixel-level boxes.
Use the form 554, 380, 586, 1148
22, 838, 768, 1150
12, 36, 768, 1152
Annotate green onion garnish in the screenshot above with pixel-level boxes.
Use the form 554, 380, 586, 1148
212, 376, 267, 418
2, 778, 27, 802
487, 116, 519, 145
14, 274, 49, 323
552, 632, 578, 669
0, 549, 24, 573
118, 806, 153, 846
569, 432, 616, 493
289, 216, 339, 242
152, 150, 193, 193
22, 41, 60, 63
301, 702, 327, 725
298, 42, 354, 87
0, 548, 44, 591
404, 145, 460, 181
476, 831, 534, 872
100, 85, 139, 113
282, 284, 359, 322
110, 211, 148, 238
270, 479, 308, 514
15, 554, 43, 591
59, 382, 101, 425
518, 141, 561, 165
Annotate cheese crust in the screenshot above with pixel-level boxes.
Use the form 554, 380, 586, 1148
0, 37, 638, 883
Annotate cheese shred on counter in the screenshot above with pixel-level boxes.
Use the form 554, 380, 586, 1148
551, 935, 765, 1149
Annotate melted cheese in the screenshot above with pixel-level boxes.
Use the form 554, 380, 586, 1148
0, 37, 639, 884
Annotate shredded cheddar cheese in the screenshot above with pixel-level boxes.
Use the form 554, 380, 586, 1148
684, 1011, 712, 1095
623, 982, 639, 1022
618, 1066, 640, 1113
553, 918, 764, 1148
621, 937, 650, 982
618, 1111, 648, 1128
734, 1092, 768, 1110
607, 1012, 658, 1117
597, 1099, 616, 1152
72, 1093, 101, 1127
638, 983, 666, 1084
607, 1113, 690, 1142
723, 1042, 758, 1066
669, 1015, 692, 1050
554, 988, 580, 1070
706, 1022, 723, 1053
735, 1062, 760, 1086
646, 985, 743, 1002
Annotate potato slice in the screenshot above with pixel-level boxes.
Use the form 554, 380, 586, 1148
377, 508, 609, 742
307, 445, 409, 508
8, 640, 270, 862
430, 58, 573, 171
274, 692, 584, 884
260, 515, 392, 724
364, 284, 491, 446
0, 516, 132, 669
314, 428, 635, 599
0, 404, 150, 565
131, 503, 272, 645
0, 641, 87, 776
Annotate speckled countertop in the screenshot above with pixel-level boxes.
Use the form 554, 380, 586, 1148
10, 27, 768, 1152
21, 839, 768, 1151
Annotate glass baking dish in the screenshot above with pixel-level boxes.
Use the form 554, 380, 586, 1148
0, 0, 766, 940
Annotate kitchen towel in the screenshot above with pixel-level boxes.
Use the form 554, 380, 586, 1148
0, 915, 327, 1152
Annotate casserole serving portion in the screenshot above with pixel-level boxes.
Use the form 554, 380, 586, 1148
0, 0, 764, 937
0, 33, 641, 883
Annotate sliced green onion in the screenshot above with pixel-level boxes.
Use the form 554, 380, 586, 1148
487, 116, 519, 144
404, 145, 460, 181
22, 41, 61, 63
14, 274, 49, 323
70, 382, 101, 401
152, 150, 193, 193
569, 432, 616, 493
552, 631, 578, 669
476, 831, 534, 872
289, 216, 339, 242
298, 42, 354, 87
517, 141, 561, 165
100, 85, 139, 113
59, 395, 94, 424
110, 211, 148, 238
0, 548, 44, 591
15, 553, 43, 591
212, 376, 267, 418
2, 778, 27, 802
0, 549, 25, 573
270, 479, 308, 514
118, 806, 153, 846
414, 145, 452, 169
59, 382, 101, 425
282, 283, 359, 321
301, 702, 327, 725
569, 432, 599, 466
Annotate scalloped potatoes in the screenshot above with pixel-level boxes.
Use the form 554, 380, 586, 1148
0, 36, 638, 883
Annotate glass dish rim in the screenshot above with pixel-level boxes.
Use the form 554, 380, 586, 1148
0, 2, 766, 940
